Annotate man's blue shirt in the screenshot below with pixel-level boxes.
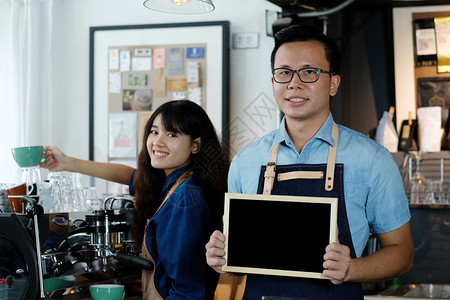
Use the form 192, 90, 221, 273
228, 114, 410, 257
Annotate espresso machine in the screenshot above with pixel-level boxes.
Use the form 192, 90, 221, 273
0, 196, 150, 299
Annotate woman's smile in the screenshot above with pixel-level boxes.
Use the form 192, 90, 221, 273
153, 150, 168, 158
147, 114, 199, 175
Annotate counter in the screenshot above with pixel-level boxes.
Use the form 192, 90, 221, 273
365, 296, 416, 300
364, 284, 450, 300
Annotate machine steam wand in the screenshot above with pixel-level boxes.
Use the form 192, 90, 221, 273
22, 195, 45, 299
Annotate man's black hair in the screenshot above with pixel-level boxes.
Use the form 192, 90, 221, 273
270, 24, 340, 75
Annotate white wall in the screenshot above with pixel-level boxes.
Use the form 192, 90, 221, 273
50, 0, 281, 165
393, 5, 450, 130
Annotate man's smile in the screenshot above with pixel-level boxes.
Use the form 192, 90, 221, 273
287, 97, 308, 102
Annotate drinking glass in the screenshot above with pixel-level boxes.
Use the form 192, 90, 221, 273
407, 152, 427, 204
49, 173, 73, 211
49, 172, 63, 212
71, 187, 85, 211
61, 176, 73, 211
84, 187, 100, 211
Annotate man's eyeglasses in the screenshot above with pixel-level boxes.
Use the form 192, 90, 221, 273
272, 67, 333, 84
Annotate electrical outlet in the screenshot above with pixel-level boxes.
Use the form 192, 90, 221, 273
233, 32, 259, 49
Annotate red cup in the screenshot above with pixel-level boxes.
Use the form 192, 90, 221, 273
8, 195, 27, 213
6, 183, 27, 196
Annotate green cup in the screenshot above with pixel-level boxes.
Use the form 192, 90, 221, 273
90, 284, 125, 300
11, 146, 47, 167
43, 275, 75, 292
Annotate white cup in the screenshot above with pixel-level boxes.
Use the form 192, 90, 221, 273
37, 182, 52, 196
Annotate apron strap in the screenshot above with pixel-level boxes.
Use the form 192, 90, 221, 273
325, 123, 339, 191
140, 169, 193, 300
278, 170, 323, 181
262, 122, 339, 195
152, 169, 194, 218
262, 144, 279, 195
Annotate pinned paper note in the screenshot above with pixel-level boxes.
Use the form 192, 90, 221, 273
109, 49, 119, 70
167, 48, 184, 75
154, 70, 166, 97
187, 47, 204, 59
129, 74, 147, 86
168, 78, 187, 91
132, 57, 152, 71
109, 72, 121, 94
153, 48, 166, 69
122, 89, 135, 111
188, 87, 202, 106
109, 113, 137, 158
173, 92, 186, 100
134, 89, 153, 110
187, 62, 201, 85
120, 50, 131, 72
134, 48, 152, 57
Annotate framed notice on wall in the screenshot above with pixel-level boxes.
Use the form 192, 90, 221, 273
89, 21, 230, 165
435, 16, 450, 73
223, 193, 338, 279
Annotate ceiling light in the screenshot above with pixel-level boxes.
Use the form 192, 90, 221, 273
143, 0, 215, 14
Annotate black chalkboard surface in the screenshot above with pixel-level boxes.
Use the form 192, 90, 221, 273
223, 193, 338, 279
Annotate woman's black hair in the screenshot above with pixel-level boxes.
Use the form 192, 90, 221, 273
132, 100, 228, 246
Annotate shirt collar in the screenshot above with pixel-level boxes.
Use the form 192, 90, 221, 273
274, 113, 336, 148
315, 113, 337, 147
162, 164, 191, 193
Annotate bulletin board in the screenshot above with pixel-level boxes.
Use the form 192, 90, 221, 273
107, 43, 208, 162
89, 21, 230, 167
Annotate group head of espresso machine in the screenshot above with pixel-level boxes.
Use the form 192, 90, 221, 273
43, 208, 137, 273
0, 195, 152, 299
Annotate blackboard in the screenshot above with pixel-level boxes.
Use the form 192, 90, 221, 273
223, 193, 337, 279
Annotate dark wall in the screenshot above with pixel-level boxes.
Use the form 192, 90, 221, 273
274, 6, 397, 137
328, 7, 396, 137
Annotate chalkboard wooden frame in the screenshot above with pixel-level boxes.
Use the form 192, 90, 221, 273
223, 193, 338, 279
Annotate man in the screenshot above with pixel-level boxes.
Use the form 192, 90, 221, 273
205, 24, 413, 299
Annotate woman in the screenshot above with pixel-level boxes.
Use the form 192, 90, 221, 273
41, 100, 228, 299
133, 100, 228, 299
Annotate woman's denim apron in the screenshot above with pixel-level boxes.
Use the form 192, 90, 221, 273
242, 123, 364, 300
141, 170, 193, 300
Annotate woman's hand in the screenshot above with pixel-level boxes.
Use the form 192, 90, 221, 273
40, 146, 71, 172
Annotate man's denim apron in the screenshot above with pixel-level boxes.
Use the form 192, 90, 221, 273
242, 123, 364, 300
